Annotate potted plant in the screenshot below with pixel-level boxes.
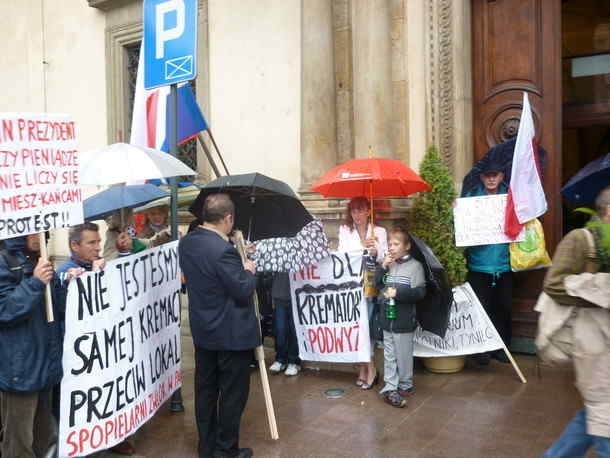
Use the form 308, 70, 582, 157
408, 146, 468, 373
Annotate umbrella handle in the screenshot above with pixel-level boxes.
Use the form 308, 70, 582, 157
369, 180, 374, 228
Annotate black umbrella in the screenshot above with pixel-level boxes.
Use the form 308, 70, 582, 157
409, 234, 453, 338
189, 173, 313, 241
461, 138, 548, 196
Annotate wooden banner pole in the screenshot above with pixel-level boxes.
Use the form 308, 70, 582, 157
233, 230, 279, 440
38, 233, 54, 322
502, 345, 527, 384
205, 129, 230, 175
197, 134, 222, 178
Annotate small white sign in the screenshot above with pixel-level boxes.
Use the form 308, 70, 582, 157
413, 283, 505, 357
453, 194, 524, 247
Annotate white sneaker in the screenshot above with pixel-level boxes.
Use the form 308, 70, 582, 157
284, 364, 301, 376
269, 361, 286, 374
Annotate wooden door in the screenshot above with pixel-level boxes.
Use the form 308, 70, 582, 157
472, 0, 562, 340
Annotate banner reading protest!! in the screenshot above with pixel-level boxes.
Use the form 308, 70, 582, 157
59, 242, 181, 457
453, 194, 524, 247
290, 251, 370, 363
413, 282, 504, 357
0, 113, 83, 239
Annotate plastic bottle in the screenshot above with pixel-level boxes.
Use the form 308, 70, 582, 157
386, 297, 396, 320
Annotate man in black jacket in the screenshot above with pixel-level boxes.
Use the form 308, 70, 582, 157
179, 193, 258, 458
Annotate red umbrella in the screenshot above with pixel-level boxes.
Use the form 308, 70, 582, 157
311, 157, 431, 198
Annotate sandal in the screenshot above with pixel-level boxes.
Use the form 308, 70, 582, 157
355, 378, 365, 387
384, 390, 407, 408
360, 373, 378, 390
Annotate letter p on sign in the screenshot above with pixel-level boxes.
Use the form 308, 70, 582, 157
155, 0, 185, 59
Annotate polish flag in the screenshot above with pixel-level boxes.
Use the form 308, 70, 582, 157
504, 92, 547, 238
130, 42, 170, 150
130, 41, 207, 151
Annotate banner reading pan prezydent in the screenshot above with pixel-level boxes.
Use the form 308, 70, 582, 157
0, 113, 83, 239
59, 242, 182, 457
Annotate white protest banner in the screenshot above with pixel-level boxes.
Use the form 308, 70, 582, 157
453, 194, 524, 247
413, 282, 504, 357
59, 242, 181, 457
0, 113, 83, 239
290, 251, 370, 363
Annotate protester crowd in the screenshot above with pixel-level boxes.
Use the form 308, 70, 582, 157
0, 160, 608, 458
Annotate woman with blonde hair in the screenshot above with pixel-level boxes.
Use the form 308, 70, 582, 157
337, 196, 387, 389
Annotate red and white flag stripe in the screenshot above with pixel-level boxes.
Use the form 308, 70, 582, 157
504, 92, 547, 238
130, 41, 169, 150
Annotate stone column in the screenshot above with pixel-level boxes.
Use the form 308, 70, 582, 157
421, 0, 473, 182
333, 0, 354, 164
351, 0, 393, 158
391, 0, 408, 163
405, 0, 428, 171
195, 0, 213, 184
300, 0, 337, 190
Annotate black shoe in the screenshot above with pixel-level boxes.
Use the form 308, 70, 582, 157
474, 353, 490, 366
235, 448, 253, 458
213, 447, 253, 458
492, 351, 510, 364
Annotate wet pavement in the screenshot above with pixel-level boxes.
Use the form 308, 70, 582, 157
101, 339, 586, 458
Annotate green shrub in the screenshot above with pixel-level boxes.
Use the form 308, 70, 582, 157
408, 146, 467, 286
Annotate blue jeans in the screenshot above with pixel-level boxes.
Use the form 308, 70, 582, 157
541, 409, 610, 458
273, 300, 300, 365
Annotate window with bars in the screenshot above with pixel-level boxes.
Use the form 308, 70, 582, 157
125, 42, 198, 175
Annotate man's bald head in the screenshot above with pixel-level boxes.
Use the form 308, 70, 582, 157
595, 186, 610, 223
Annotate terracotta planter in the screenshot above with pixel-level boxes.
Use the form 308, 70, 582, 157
422, 356, 465, 374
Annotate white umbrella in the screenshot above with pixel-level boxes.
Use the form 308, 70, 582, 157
79, 142, 196, 185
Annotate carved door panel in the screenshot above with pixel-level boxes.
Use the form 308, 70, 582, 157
472, 0, 562, 340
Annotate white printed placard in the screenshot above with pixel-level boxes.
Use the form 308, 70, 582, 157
59, 242, 181, 457
453, 194, 524, 247
413, 282, 505, 357
0, 113, 83, 239
290, 252, 371, 363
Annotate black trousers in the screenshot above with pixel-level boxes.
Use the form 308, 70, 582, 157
467, 270, 513, 346
195, 347, 252, 458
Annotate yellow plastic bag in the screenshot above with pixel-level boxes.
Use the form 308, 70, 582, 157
509, 218, 552, 272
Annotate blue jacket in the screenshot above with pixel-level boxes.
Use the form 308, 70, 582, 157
464, 183, 510, 274
0, 237, 62, 392
179, 227, 260, 351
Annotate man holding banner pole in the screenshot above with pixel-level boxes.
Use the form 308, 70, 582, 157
179, 193, 258, 458
463, 160, 512, 365
0, 233, 59, 458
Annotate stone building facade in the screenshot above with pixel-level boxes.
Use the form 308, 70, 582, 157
84, 0, 473, 240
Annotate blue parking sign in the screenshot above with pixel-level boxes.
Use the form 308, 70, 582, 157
144, 0, 197, 89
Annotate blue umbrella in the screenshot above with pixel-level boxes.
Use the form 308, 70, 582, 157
562, 153, 610, 205
84, 184, 169, 221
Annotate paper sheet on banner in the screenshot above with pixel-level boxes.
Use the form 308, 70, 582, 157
413, 283, 505, 357
453, 195, 524, 247
290, 251, 371, 363
58, 242, 182, 457
0, 113, 83, 240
